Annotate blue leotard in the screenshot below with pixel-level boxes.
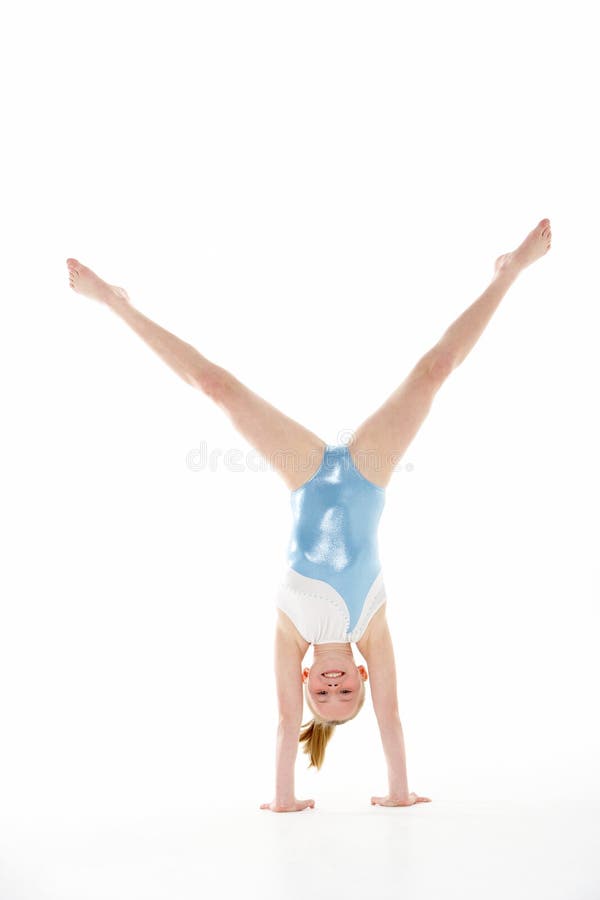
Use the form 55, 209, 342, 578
275, 444, 387, 645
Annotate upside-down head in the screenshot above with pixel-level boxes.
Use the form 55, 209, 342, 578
298, 660, 368, 770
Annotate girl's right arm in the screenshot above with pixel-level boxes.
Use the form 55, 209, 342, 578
260, 622, 315, 813
259, 723, 315, 813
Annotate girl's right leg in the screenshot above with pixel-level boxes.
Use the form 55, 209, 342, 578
194, 366, 328, 491
66, 258, 326, 491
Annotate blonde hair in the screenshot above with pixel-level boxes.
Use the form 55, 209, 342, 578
298, 680, 367, 770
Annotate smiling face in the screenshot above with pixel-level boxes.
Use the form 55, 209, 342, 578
302, 653, 368, 721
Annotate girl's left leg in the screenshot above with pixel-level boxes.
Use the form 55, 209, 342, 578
348, 218, 552, 488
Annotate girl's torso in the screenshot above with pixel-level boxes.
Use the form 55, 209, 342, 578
277, 602, 387, 658
275, 444, 387, 646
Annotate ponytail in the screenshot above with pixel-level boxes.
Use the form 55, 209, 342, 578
298, 718, 336, 770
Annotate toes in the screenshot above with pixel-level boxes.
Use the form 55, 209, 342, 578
539, 220, 550, 236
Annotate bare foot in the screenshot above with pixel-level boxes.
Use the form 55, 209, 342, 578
66, 258, 129, 306
494, 218, 552, 277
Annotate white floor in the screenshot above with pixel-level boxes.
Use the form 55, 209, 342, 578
2, 788, 599, 900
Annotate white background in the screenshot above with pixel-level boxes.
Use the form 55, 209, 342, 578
1, 1, 599, 898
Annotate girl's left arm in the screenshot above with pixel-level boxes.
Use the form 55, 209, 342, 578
376, 714, 410, 798
361, 612, 431, 805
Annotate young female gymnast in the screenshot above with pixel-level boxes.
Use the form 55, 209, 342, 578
66, 217, 552, 814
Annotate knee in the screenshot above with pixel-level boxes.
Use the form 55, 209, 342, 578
418, 346, 456, 388
193, 366, 231, 401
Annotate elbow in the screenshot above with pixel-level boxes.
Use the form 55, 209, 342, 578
278, 717, 301, 734
375, 706, 402, 727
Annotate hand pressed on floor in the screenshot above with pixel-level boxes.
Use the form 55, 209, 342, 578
371, 792, 431, 807
260, 798, 315, 813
